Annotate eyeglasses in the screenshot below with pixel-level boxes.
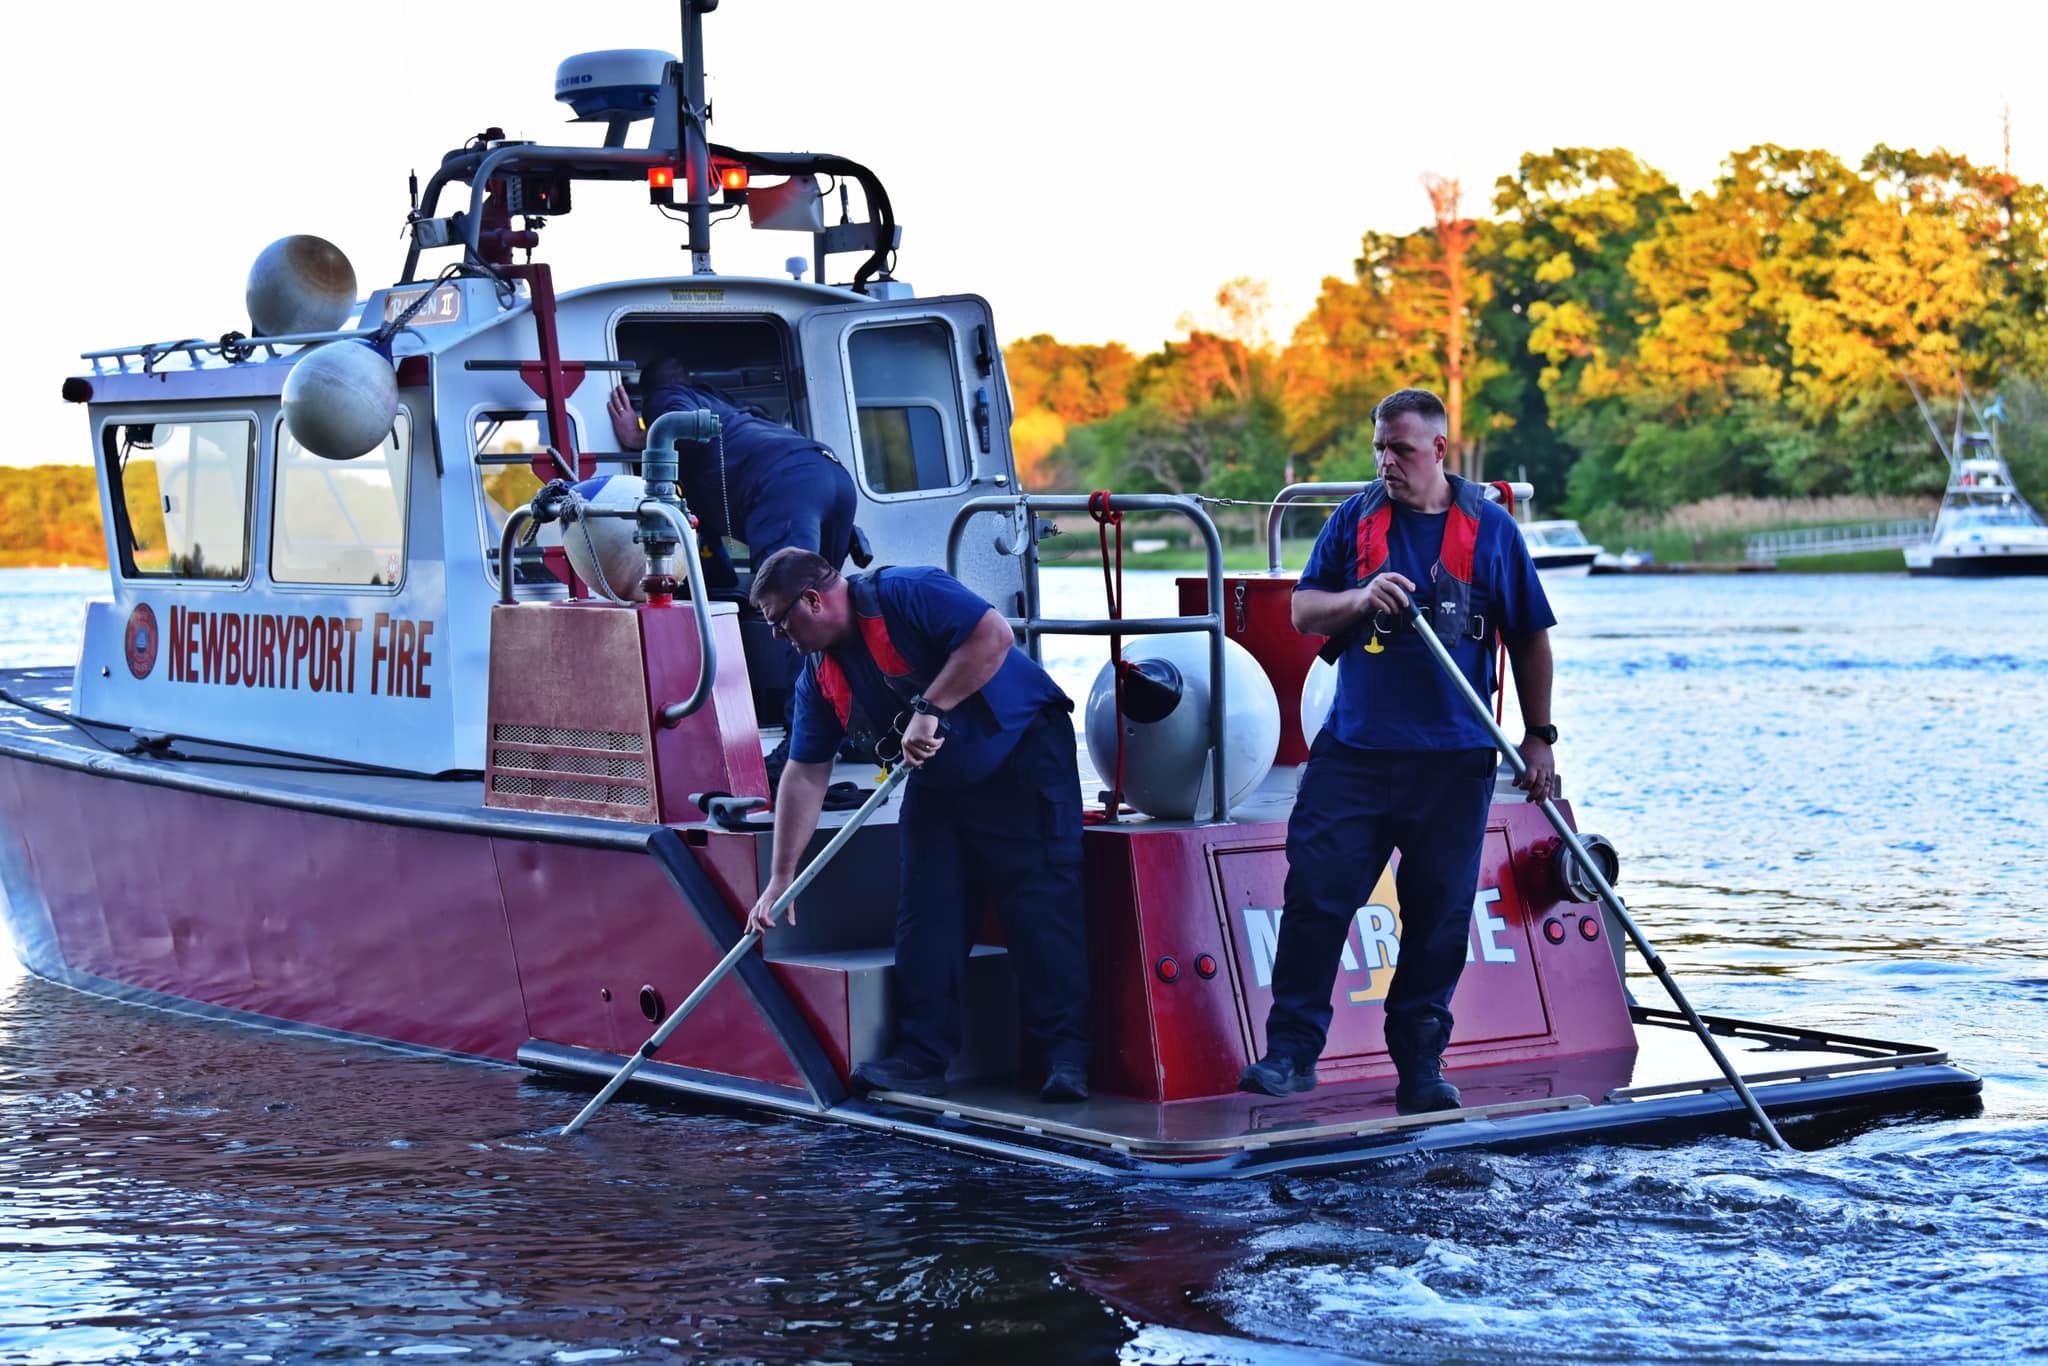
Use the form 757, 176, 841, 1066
766, 585, 818, 639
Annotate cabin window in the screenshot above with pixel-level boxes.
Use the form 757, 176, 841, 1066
474, 412, 569, 586
270, 414, 411, 587
847, 321, 966, 495
107, 418, 254, 581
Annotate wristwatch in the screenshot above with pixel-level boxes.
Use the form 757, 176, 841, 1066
1525, 723, 1559, 745
909, 694, 954, 737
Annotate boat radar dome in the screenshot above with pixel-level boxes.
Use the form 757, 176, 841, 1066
1084, 634, 1280, 820
246, 235, 357, 337
555, 49, 676, 122
281, 341, 399, 461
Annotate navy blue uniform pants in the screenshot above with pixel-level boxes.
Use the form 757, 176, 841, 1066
742, 450, 858, 571
742, 451, 858, 729
1262, 735, 1496, 1066
892, 709, 1090, 1074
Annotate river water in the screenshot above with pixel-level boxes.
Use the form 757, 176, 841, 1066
2, 565, 2044, 1363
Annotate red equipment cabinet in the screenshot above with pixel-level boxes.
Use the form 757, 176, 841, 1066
1176, 573, 1325, 764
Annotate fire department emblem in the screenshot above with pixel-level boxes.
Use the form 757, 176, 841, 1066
124, 603, 158, 679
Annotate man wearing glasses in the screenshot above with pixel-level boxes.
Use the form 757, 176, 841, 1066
743, 548, 1092, 1103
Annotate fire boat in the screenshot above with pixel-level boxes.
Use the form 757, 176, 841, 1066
0, 11, 1978, 1176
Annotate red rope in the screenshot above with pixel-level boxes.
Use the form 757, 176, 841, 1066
1087, 490, 1126, 823
1489, 480, 1516, 724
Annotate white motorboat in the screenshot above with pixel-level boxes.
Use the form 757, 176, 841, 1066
1904, 384, 2048, 576
1519, 518, 1604, 575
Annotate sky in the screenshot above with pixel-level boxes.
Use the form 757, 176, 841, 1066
6, 0, 2046, 467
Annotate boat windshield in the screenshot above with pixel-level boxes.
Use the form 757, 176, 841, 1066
1525, 523, 1590, 548
1948, 503, 2046, 530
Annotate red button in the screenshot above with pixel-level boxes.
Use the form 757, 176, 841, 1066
1156, 956, 1181, 983
1194, 954, 1218, 979
1543, 919, 1566, 944
1578, 916, 1601, 942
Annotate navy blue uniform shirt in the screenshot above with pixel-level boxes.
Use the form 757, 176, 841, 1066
789, 567, 1070, 787
644, 382, 829, 542
1298, 491, 1554, 751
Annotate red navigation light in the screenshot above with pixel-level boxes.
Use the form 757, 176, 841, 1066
720, 165, 749, 192
1155, 956, 1181, 984
1578, 916, 1602, 942
1543, 919, 1567, 945
1194, 954, 1218, 979
648, 165, 676, 206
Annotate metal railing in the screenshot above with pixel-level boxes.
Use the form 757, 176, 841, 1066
1266, 480, 1536, 573
946, 493, 1232, 822
80, 325, 402, 374
1744, 517, 1934, 562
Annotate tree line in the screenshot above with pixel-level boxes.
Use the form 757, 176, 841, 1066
0, 465, 117, 566
1006, 144, 2048, 514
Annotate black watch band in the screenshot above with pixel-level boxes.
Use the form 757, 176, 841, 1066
910, 693, 947, 717
1526, 723, 1559, 745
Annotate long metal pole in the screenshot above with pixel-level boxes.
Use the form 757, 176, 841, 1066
1399, 601, 1792, 1152
559, 763, 912, 1136
680, 0, 713, 275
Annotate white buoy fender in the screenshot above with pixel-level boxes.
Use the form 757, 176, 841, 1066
1084, 633, 1280, 820
246, 235, 357, 337
561, 474, 651, 601
281, 341, 399, 460
1299, 655, 1338, 748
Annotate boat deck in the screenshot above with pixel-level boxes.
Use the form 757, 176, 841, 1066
2, 665, 1982, 1176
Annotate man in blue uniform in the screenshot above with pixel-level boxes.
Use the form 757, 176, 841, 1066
610, 360, 861, 776
741, 548, 1092, 1103
609, 359, 858, 574
1240, 388, 1558, 1114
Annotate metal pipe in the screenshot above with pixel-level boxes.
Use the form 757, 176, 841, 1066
640, 500, 718, 727
1398, 599, 1793, 1152
559, 762, 912, 1136
1005, 615, 1221, 636
497, 507, 535, 605
680, 2, 712, 274
461, 146, 670, 260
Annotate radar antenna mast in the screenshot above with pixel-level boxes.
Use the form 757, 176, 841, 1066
678, 0, 716, 275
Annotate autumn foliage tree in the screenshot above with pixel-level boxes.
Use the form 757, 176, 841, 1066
1006, 140, 2048, 518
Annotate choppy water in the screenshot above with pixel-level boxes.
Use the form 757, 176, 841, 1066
3, 565, 2045, 1363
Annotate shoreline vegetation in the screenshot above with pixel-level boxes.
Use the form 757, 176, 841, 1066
1003, 143, 2048, 542
0, 470, 1945, 575
16, 144, 2045, 580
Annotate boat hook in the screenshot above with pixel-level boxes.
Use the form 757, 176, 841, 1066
558, 761, 914, 1136
1400, 599, 1794, 1152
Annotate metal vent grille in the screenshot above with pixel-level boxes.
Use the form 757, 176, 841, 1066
491, 749, 648, 779
490, 773, 648, 806
492, 724, 638, 752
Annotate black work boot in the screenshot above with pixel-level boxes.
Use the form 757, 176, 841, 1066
1386, 1018, 1461, 1115
851, 1054, 948, 1097
1040, 1062, 1090, 1103
1238, 1053, 1318, 1097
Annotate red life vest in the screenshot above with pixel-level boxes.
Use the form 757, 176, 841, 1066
1352, 474, 1492, 647
815, 569, 932, 735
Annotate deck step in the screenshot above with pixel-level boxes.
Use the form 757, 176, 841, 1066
777, 943, 1019, 1081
